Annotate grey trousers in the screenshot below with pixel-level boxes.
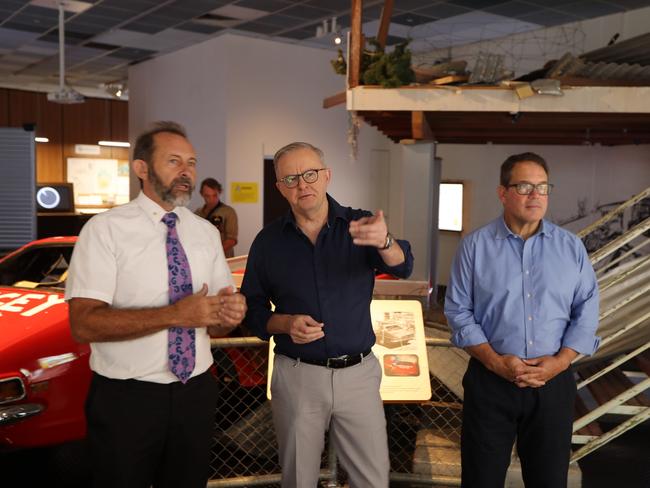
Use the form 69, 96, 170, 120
271, 353, 389, 488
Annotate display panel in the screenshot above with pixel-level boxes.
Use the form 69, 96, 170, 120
439, 182, 464, 232
36, 183, 74, 213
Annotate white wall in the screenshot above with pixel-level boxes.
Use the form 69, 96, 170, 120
389, 143, 436, 281
130, 33, 392, 254
436, 144, 650, 285
128, 38, 228, 197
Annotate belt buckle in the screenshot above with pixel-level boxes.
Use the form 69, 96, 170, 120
326, 356, 347, 369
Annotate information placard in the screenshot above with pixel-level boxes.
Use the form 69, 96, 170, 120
266, 300, 431, 402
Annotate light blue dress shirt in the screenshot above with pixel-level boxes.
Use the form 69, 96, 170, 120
445, 217, 600, 358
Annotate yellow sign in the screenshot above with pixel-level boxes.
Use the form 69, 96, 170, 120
231, 182, 258, 203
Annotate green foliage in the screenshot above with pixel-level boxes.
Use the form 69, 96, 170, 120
330, 38, 414, 88
363, 38, 414, 87
330, 48, 347, 75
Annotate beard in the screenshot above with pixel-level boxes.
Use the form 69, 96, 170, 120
148, 167, 194, 207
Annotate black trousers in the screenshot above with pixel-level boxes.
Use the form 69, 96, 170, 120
85, 370, 219, 488
461, 358, 576, 488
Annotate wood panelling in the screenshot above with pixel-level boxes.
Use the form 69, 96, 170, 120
109, 99, 130, 160
110, 147, 130, 160
7, 90, 64, 182
8, 89, 38, 128
63, 98, 111, 145
110, 99, 128, 142
38, 94, 64, 182
0, 89, 9, 126
1, 89, 127, 183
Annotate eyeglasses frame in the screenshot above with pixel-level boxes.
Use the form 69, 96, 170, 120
278, 168, 328, 188
505, 182, 554, 196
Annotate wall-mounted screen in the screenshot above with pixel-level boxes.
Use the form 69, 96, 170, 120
439, 182, 463, 232
36, 183, 75, 213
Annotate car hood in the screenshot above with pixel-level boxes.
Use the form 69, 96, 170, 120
0, 286, 69, 354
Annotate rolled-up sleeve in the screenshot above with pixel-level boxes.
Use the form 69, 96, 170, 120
444, 238, 488, 348
240, 237, 273, 341
371, 239, 414, 279
562, 241, 600, 355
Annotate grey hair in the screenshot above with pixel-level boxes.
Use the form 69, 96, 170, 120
273, 142, 324, 173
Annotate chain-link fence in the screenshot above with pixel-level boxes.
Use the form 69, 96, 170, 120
208, 329, 466, 487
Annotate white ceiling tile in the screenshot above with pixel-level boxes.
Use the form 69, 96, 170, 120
30, 0, 93, 14
92, 29, 149, 47
0, 28, 40, 49
16, 42, 58, 56
2, 53, 42, 63
211, 5, 268, 21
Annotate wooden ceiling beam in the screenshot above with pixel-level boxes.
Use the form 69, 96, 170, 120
348, 0, 363, 89
357, 109, 650, 145
412, 111, 433, 140
322, 91, 346, 108
376, 0, 394, 49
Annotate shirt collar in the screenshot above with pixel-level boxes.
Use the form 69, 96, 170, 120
495, 216, 553, 240
281, 193, 348, 231
135, 191, 185, 226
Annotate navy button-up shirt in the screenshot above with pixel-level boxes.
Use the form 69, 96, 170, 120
445, 217, 600, 358
241, 194, 414, 361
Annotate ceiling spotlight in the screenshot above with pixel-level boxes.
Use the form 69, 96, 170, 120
104, 82, 128, 99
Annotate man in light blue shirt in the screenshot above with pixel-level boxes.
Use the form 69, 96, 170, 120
445, 152, 599, 488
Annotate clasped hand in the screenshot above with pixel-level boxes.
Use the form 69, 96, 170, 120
175, 284, 247, 332
497, 354, 569, 388
287, 314, 324, 344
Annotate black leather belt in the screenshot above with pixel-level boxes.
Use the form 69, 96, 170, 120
282, 349, 372, 369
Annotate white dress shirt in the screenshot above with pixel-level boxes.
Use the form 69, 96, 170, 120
65, 191, 234, 383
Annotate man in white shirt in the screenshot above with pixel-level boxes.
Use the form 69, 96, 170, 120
65, 121, 246, 488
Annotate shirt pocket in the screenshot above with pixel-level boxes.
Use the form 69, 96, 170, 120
187, 243, 220, 293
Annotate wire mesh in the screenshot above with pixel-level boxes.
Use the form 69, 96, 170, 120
208, 334, 465, 486
209, 343, 279, 484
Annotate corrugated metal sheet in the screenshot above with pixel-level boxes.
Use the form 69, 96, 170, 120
546, 52, 650, 85
582, 32, 650, 66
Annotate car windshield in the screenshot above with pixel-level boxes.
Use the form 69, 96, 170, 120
0, 244, 74, 289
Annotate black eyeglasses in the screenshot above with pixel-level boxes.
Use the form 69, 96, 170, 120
278, 168, 327, 188
506, 182, 554, 196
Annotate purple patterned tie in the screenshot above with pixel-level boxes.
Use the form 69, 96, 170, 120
162, 212, 195, 383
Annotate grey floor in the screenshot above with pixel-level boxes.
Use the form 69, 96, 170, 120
1, 420, 648, 487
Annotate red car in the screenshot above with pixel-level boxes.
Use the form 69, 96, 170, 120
0, 237, 267, 454
0, 237, 89, 450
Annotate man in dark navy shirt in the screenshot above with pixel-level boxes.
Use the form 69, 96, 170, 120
241, 142, 413, 488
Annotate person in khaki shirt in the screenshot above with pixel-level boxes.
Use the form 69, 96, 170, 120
195, 178, 238, 257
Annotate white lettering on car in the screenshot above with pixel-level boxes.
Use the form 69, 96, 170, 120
0, 292, 21, 304
21, 294, 66, 317
0, 292, 66, 316
0, 293, 41, 312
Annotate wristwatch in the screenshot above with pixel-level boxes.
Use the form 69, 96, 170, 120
381, 232, 394, 250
